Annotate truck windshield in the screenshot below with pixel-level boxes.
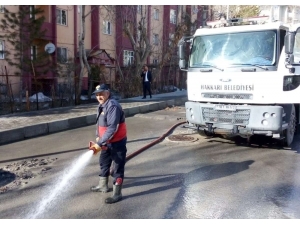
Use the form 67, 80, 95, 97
189, 30, 276, 68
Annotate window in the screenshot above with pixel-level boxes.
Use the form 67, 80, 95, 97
0, 5, 5, 13
294, 29, 300, 63
189, 31, 276, 67
153, 34, 159, 45
169, 33, 174, 46
137, 5, 142, 14
57, 8, 67, 26
31, 46, 37, 60
170, 9, 177, 24
123, 50, 134, 66
57, 47, 68, 63
154, 9, 159, 20
103, 21, 112, 35
153, 59, 158, 65
0, 40, 4, 59
29, 5, 35, 19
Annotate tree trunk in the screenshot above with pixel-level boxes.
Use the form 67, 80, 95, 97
81, 6, 92, 99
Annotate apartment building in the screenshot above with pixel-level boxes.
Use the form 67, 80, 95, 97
0, 5, 212, 97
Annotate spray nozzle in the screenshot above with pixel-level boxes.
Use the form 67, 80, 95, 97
89, 141, 96, 150
88, 141, 102, 155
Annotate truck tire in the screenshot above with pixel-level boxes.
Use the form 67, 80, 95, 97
282, 104, 296, 147
198, 129, 213, 137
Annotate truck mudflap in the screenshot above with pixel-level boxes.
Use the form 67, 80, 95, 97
185, 101, 283, 136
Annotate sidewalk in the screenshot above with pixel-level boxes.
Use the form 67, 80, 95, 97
0, 90, 187, 145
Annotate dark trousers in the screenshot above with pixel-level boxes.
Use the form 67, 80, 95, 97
143, 81, 152, 98
99, 138, 127, 184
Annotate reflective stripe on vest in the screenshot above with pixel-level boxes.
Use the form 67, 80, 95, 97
98, 122, 127, 143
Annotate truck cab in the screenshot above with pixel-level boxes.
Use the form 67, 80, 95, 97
178, 16, 300, 147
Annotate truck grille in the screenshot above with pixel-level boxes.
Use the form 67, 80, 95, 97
202, 93, 253, 100
202, 107, 251, 125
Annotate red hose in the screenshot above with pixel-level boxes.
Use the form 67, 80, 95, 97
125, 121, 186, 162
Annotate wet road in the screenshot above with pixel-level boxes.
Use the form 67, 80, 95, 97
1, 106, 300, 219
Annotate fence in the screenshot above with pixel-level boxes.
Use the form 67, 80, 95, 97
0, 80, 78, 115
0, 78, 186, 116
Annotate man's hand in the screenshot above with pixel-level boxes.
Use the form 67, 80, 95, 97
101, 145, 108, 150
96, 137, 100, 142
89, 141, 101, 155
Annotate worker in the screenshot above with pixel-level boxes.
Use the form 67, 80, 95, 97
89, 84, 127, 204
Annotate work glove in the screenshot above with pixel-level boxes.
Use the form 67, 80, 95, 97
89, 141, 101, 155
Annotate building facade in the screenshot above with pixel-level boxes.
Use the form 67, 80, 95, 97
0, 5, 212, 98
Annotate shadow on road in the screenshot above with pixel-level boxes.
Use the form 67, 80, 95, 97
123, 160, 254, 214
207, 134, 300, 153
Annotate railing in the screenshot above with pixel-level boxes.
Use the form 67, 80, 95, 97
0, 79, 187, 115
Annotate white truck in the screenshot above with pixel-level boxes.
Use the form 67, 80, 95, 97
178, 16, 300, 147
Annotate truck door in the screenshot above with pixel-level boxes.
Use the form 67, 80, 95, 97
282, 26, 300, 102
293, 27, 300, 71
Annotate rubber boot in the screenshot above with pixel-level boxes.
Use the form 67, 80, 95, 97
105, 184, 122, 204
90, 177, 109, 193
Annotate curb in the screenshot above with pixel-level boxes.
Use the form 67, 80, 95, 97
0, 97, 187, 145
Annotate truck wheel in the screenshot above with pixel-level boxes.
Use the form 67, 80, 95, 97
198, 129, 213, 137
282, 104, 296, 147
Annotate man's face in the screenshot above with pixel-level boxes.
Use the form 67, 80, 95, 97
143, 66, 148, 71
96, 90, 109, 104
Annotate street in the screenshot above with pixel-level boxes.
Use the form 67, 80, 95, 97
1, 106, 300, 219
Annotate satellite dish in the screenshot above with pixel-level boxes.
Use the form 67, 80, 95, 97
45, 43, 56, 54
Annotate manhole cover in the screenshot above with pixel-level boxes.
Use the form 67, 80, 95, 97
166, 134, 197, 142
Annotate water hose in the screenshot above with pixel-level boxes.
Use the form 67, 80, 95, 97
125, 121, 186, 163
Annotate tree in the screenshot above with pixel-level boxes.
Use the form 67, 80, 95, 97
212, 5, 260, 20
100, 5, 191, 97
77, 5, 198, 99
0, 6, 53, 104
56, 56, 79, 107
233, 5, 260, 18
76, 5, 99, 105
152, 10, 192, 91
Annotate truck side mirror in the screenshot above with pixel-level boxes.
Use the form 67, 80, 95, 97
178, 39, 188, 71
179, 59, 186, 69
285, 32, 295, 55
179, 44, 185, 60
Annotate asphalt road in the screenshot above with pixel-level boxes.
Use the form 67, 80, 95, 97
1, 106, 300, 219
